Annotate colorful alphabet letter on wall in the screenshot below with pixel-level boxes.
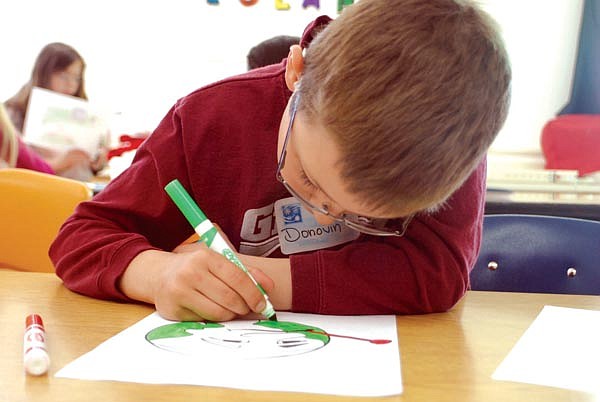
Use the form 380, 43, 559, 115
275, 0, 291, 10
303, 0, 320, 9
338, 0, 354, 13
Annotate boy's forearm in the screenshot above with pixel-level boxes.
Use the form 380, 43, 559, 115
239, 255, 292, 311
119, 249, 169, 304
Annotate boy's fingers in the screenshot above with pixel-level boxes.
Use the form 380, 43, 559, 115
170, 242, 268, 319
158, 305, 207, 322
247, 266, 275, 294
192, 270, 251, 317
175, 250, 250, 317
183, 291, 238, 322
208, 254, 267, 314
159, 247, 250, 321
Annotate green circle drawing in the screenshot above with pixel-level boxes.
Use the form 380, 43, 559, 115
145, 320, 330, 359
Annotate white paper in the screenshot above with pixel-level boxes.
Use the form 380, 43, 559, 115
493, 305, 600, 394
23, 87, 109, 157
56, 312, 402, 397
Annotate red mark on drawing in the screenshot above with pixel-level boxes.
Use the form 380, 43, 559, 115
307, 329, 391, 344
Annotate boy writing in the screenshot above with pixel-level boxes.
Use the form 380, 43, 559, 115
50, 0, 511, 322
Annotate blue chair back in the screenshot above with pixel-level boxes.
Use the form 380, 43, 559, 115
470, 214, 600, 295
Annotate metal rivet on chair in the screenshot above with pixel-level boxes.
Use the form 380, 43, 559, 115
487, 261, 498, 271
567, 267, 577, 277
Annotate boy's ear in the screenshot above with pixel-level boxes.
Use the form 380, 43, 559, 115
285, 45, 304, 91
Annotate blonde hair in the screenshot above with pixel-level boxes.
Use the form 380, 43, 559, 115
299, 0, 511, 214
0, 103, 18, 168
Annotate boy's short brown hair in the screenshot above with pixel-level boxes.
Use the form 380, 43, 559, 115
299, 0, 511, 215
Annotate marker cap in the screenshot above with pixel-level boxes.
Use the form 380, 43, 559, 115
26, 314, 43, 328
24, 348, 50, 376
165, 180, 208, 228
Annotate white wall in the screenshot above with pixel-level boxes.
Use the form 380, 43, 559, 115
1, 0, 584, 162
480, 0, 584, 169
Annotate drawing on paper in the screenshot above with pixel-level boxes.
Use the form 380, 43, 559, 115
146, 319, 391, 360
55, 313, 402, 397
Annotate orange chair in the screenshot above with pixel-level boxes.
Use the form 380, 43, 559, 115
0, 168, 92, 272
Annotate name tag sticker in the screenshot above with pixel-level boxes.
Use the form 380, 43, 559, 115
274, 197, 360, 255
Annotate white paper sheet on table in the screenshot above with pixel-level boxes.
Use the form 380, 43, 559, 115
56, 312, 402, 397
493, 305, 600, 394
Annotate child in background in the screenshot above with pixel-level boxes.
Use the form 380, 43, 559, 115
5, 42, 106, 180
247, 35, 301, 70
50, 0, 511, 322
1, 102, 100, 175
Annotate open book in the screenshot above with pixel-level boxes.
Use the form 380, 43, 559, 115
23, 87, 109, 158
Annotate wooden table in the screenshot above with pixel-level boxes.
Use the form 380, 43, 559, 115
1, 270, 599, 402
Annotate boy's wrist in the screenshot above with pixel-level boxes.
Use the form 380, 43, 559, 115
120, 249, 169, 305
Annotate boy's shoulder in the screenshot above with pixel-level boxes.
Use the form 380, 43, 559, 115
176, 63, 288, 113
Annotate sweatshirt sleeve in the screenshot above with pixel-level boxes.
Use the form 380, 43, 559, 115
15, 137, 54, 174
290, 159, 487, 315
49, 102, 196, 301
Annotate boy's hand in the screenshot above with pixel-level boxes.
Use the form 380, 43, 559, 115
150, 243, 274, 322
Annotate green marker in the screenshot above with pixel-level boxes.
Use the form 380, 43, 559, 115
164, 179, 277, 321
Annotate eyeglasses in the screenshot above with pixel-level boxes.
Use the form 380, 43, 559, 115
276, 93, 413, 237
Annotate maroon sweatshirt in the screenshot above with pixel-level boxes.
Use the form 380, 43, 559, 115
50, 18, 485, 315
